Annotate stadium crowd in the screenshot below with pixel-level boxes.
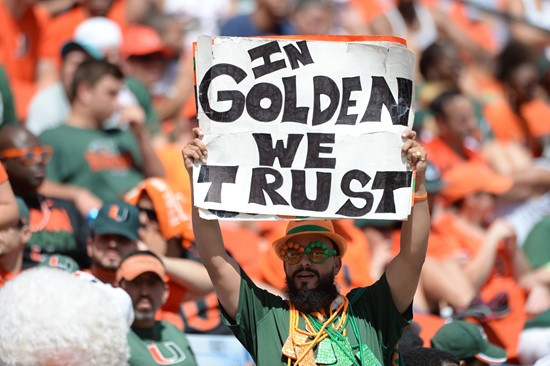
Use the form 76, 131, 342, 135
1, 0, 550, 365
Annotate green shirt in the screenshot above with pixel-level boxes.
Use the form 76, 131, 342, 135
40, 124, 144, 201
128, 321, 198, 366
522, 215, 550, 269
222, 269, 411, 366
0, 66, 17, 126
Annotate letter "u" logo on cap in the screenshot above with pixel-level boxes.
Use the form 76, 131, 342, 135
109, 205, 129, 222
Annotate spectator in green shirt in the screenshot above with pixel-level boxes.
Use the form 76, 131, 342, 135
117, 250, 198, 366
182, 128, 430, 366
39, 60, 165, 215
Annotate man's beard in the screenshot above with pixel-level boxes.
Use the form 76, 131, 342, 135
284, 268, 339, 314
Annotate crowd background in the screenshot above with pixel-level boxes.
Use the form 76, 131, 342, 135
1, 0, 550, 365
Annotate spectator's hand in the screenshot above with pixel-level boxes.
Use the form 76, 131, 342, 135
138, 227, 168, 256
487, 218, 516, 245
401, 130, 427, 190
121, 106, 146, 134
182, 127, 208, 175
74, 189, 102, 216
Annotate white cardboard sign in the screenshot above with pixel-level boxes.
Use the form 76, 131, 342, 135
193, 36, 415, 220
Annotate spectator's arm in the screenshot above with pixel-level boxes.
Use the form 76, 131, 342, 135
39, 180, 102, 216
504, 167, 550, 200
154, 55, 194, 121
463, 219, 515, 292
124, 106, 165, 178
183, 127, 242, 321
506, 0, 550, 50
161, 256, 214, 300
386, 131, 430, 314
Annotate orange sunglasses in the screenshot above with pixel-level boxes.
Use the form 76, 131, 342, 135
0, 146, 53, 166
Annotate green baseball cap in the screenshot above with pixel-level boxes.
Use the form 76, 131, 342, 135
93, 200, 139, 242
39, 254, 80, 273
431, 321, 507, 364
15, 197, 30, 224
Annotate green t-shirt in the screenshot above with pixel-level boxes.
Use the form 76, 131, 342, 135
522, 215, 550, 269
128, 321, 198, 366
0, 66, 17, 126
40, 124, 144, 201
222, 269, 411, 366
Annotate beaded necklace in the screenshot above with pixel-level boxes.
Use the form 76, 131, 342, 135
284, 296, 358, 366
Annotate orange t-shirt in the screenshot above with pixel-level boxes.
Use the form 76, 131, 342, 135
432, 213, 526, 357
0, 3, 49, 83
41, 0, 127, 64
0, 271, 17, 288
484, 98, 550, 155
0, 3, 50, 119
422, 136, 485, 174
0, 163, 7, 183
348, 0, 393, 23
221, 223, 263, 281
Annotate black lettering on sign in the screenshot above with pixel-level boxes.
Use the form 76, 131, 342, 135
282, 76, 309, 124
372, 171, 412, 213
197, 165, 239, 203
336, 170, 374, 216
282, 41, 314, 70
252, 133, 303, 167
198, 64, 247, 122
312, 76, 340, 126
336, 77, 362, 125
246, 83, 283, 122
361, 77, 412, 126
305, 133, 336, 169
248, 41, 286, 79
249, 167, 289, 206
290, 170, 331, 212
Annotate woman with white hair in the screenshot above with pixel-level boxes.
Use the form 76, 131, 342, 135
0, 267, 131, 366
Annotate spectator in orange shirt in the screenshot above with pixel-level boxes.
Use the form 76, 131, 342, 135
422, 89, 485, 174
484, 40, 550, 158
0, 197, 31, 287
41, 0, 127, 68
0, 0, 53, 119
425, 90, 550, 205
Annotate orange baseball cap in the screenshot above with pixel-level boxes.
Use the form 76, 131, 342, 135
121, 26, 173, 59
272, 220, 347, 257
440, 162, 513, 203
116, 251, 167, 284
125, 178, 194, 242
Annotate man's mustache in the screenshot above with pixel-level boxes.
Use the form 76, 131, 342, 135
137, 295, 153, 305
292, 267, 320, 280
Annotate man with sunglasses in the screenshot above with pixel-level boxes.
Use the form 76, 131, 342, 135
183, 127, 430, 366
0, 125, 90, 268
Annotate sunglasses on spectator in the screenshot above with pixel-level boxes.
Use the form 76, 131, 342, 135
279, 241, 338, 265
139, 207, 158, 222
0, 146, 52, 166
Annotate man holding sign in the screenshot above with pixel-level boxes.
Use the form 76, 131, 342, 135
183, 127, 429, 366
